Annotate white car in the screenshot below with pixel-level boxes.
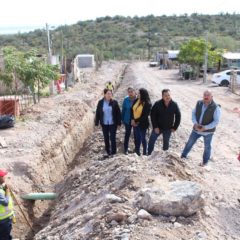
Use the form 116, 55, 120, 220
149, 61, 158, 67
212, 69, 240, 87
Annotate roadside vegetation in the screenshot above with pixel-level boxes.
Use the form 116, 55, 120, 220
0, 13, 239, 60
0, 47, 59, 102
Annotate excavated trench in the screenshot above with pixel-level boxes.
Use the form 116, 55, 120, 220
28, 62, 240, 240
32, 64, 201, 240
11, 62, 128, 240
31, 63, 140, 240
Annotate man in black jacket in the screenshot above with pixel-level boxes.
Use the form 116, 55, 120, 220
148, 89, 181, 155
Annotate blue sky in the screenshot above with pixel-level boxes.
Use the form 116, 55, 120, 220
0, 0, 238, 34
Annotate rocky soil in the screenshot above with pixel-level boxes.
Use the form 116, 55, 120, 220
35, 63, 240, 240
0, 61, 126, 239
1, 62, 240, 240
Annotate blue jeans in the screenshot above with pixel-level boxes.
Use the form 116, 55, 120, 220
124, 124, 136, 152
133, 126, 147, 155
181, 130, 214, 164
102, 124, 117, 155
0, 218, 12, 240
148, 129, 172, 155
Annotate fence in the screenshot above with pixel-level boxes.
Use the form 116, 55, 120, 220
229, 70, 240, 95
0, 93, 34, 117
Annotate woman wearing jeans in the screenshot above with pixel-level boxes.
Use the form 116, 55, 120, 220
122, 87, 137, 154
131, 88, 151, 156
95, 88, 121, 157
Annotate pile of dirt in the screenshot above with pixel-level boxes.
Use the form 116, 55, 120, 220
35, 63, 240, 240
35, 149, 204, 240
2, 62, 240, 240
0, 61, 126, 238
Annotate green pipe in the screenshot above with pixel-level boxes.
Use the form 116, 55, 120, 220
21, 192, 58, 200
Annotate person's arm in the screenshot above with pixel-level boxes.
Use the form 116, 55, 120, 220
94, 101, 101, 126
130, 99, 137, 121
173, 103, 181, 130
0, 188, 9, 207
192, 106, 197, 125
115, 101, 122, 126
121, 98, 126, 122
136, 102, 151, 124
150, 102, 158, 129
203, 106, 221, 130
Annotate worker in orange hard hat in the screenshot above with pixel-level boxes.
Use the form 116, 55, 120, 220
0, 169, 14, 240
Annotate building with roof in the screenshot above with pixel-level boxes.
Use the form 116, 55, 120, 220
222, 52, 240, 68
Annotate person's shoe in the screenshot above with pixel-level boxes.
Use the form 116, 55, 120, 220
103, 152, 110, 158
199, 162, 211, 171
124, 150, 128, 155
204, 165, 211, 171
135, 151, 141, 156
199, 162, 208, 167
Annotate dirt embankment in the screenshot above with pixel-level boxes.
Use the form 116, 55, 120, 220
0, 61, 126, 239
35, 63, 240, 240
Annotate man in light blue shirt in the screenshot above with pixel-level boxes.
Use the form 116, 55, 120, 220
181, 90, 221, 166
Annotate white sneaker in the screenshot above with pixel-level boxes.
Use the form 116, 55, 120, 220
203, 165, 211, 171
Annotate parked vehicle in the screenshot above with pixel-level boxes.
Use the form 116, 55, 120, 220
211, 69, 240, 87
149, 61, 158, 67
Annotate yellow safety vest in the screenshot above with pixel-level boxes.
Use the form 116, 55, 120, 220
0, 187, 14, 221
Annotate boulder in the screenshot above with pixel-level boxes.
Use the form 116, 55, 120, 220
138, 181, 204, 217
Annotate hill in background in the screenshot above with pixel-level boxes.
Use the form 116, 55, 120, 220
0, 13, 240, 60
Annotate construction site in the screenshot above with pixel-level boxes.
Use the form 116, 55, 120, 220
0, 60, 240, 240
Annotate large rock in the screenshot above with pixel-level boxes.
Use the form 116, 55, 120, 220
138, 181, 204, 217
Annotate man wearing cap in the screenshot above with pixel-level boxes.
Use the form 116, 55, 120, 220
0, 169, 14, 240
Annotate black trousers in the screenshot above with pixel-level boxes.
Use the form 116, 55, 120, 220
0, 218, 12, 240
102, 124, 117, 155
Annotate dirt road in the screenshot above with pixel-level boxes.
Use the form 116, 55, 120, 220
34, 62, 240, 240
130, 62, 240, 239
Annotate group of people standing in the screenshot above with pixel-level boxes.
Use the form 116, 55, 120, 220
95, 86, 221, 167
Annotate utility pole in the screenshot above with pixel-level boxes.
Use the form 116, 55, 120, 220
203, 32, 208, 83
147, 22, 151, 60
46, 23, 55, 95
46, 23, 52, 63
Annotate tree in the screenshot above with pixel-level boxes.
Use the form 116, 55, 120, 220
21, 50, 59, 103
0, 47, 59, 103
178, 38, 222, 78
0, 47, 26, 93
